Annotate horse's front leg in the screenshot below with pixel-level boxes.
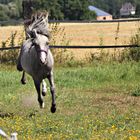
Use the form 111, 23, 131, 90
47, 71, 56, 113
34, 79, 44, 108
17, 50, 23, 71
42, 80, 47, 96
21, 71, 26, 85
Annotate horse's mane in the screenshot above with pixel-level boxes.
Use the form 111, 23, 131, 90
26, 11, 51, 39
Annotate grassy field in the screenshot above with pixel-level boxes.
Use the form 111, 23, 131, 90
0, 62, 140, 140
0, 21, 139, 60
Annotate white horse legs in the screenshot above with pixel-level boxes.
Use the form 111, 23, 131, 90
47, 71, 56, 113
34, 80, 44, 109
26, 73, 56, 113
42, 80, 47, 96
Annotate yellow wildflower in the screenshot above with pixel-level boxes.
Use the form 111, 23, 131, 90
111, 125, 116, 129
129, 136, 137, 140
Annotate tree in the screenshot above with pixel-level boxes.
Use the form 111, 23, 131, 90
58, 0, 96, 20
33, 0, 64, 20
0, 0, 140, 21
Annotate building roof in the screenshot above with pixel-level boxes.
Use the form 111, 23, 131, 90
88, 5, 112, 16
120, 2, 136, 11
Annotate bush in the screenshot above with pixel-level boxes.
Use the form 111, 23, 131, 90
121, 24, 140, 62
131, 87, 140, 97
0, 31, 23, 64
0, 49, 19, 64
49, 23, 74, 65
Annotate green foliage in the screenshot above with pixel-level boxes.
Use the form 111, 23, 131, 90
58, 0, 96, 20
131, 87, 140, 96
0, 1, 22, 21
91, 0, 140, 18
33, 0, 64, 20
121, 24, 140, 62
0, 0, 140, 21
33, 0, 96, 20
0, 0, 96, 21
0, 4, 9, 21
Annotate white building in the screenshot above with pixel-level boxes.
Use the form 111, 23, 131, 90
89, 6, 112, 20
120, 2, 136, 16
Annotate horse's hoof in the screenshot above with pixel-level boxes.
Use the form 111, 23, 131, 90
40, 102, 45, 109
42, 91, 46, 96
21, 79, 26, 85
42, 102, 45, 108
51, 105, 56, 113
17, 64, 23, 72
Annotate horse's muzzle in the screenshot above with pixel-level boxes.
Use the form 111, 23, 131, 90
40, 57, 47, 65
38, 49, 48, 65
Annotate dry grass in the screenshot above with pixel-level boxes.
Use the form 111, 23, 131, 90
59, 22, 138, 59
59, 22, 137, 46
0, 21, 139, 60
0, 25, 24, 46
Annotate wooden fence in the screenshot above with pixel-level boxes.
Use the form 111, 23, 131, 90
0, 18, 139, 51
0, 45, 139, 51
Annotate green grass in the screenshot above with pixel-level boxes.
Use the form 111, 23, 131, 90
0, 62, 140, 140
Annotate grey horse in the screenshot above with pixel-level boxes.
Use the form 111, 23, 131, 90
17, 12, 56, 113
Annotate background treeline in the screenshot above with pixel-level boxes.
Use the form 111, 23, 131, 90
0, 0, 140, 21
0, 0, 22, 21
92, 0, 140, 18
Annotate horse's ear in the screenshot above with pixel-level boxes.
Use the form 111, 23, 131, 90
44, 12, 49, 23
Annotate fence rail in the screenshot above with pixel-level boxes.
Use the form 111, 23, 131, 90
0, 18, 140, 26
50, 18, 140, 23
0, 45, 139, 51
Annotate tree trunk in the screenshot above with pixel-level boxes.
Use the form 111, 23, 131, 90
22, 0, 33, 20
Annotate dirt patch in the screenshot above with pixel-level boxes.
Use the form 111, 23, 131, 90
21, 94, 38, 108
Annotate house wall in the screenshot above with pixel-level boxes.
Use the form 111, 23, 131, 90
120, 2, 136, 16
97, 15, 112, 20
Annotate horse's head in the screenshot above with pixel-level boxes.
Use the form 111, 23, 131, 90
32, 30, 49, 65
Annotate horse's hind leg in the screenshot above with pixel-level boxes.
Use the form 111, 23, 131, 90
47, 71, 56, 113
21, 71, 26, 85
17, 51, 23, 71
34, 79, 44, 108
42, 80, 47, 96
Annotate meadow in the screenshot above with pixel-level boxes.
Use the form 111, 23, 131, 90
0, 21, 140, 139
0, 62, 140, 140
0, 21, 139, 60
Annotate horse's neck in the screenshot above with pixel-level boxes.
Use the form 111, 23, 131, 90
46, 49, 54, 67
